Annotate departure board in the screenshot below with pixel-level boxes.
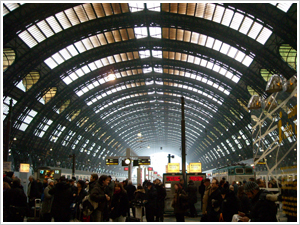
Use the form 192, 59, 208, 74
166, 176, 181, 182
106, 158, 119, 165
188, 176, 204, 181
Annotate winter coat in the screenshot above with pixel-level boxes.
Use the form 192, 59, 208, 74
48, 181, 73, 219
144, 186, 157, 210
41, 185, 54, 214
187, 183, 198, 204
199, 181, 206, 197
75, 188, 88, 220
202, 184, 211, 214
125, 184, 136, 202
237, 192, 251, 214
155, 183, 167, 215
221, 190, 239, 222
206, 187, 222, 222
172, 189, 188, 214
110, 191, 129, 219
28, 179, 40, 198
247, 189, 277, 222
90, 182, 109, 211
88, 180, 97, 194
134, 188, 146, 206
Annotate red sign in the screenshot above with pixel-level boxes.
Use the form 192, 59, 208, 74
189, 176, 204, 181
154, 172, 157, 174
124, 167, 128, 171
148, 167, 153, 171
166, 176, 181, 182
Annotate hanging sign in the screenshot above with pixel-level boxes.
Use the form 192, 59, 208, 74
167, 163, 180, 173
189, 163, 202, 173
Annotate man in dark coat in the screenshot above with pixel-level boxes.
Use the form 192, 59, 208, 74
48, 176, 74, 222
125, 180, 136, 217
239, 181, 277, 222
187, 180, 198, 217
144, 182, 157, 222
27, 176, 40, 208
220, 187, 239, 222
88, 173, 98, 194
4, 178, 28, 222
154, 179, 167, 222
198, 179, 206, 209
206, 179, 222, 222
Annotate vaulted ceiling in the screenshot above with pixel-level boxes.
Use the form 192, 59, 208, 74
3, 3, 297, 175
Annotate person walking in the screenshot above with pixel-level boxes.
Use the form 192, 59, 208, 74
110, 182, 129, 222
90, 175, 111, 222
172, 183, 188, 222
41, 179, 54, 222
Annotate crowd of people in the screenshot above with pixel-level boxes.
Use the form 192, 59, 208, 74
3, 171, 281, 222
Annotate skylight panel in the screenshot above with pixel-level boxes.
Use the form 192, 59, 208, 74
52, 53, 65, 65
239, 16, 253, 35
204, 3, 215, 20
227, 47, 238, 58
36, 21, 54, 38
101, 58, 110, 66
75, 69, 84, 77
143, 67, 152, 73
139, 50, 150, 58
235, 51, 245, 62
44, 57, 58, 69
194, 57, 201, 65
134, 27, 148, 39
129, 3, 145, 12
221, 8, 234, 27
59, 49, 72, 60
225, 71, 233, 79
82, 38, 93, 50
67, 45, 79, 56
82, 65, 91, 74
74, 5, 89, 22
95, 59, 104, 68
46, 16, 63, 33
242, 55, 253, 67
206, 62, 214, 69
149, 27, 162, 38
154, 68, 163, 73
18, 30, 38, 48
63, 76, 72, 85
64, 8, 80, 26
76, 90, 84, 97
152, 50, 162, 58
89, 36, 100, 47
224, 90, 230, 95
188, 55, 194, 63
55, 12, 72, 29
213, 64, 220, 72
277, 3, 292, 12
213, 5, 225, 23
200, 59, 208, 67
220, 43, 230, 54
248, 22, 263, 40
256, 27, 272, 45
232, 75, 240, 83
70, 72, 78, 81
230, 12, 244, 30
212, 39, 222, 51
74, 41, 87, 53
205, 37, 214, 48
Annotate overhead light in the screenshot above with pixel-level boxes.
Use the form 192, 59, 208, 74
107, 69, 116, 81
13, 137, 17, 141
283, 75, 297, 93
137, 132, 142, 137
147, 146, 150, 148
247, 95, 262, 110
263, 95, 278, 111
50, 148, 52, 151
265, 74, 283, 93
237, 136, 241, 139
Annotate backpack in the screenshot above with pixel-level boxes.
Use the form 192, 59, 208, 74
80, 195, 98, 216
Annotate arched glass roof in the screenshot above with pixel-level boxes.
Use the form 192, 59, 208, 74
3, 3, 297, 173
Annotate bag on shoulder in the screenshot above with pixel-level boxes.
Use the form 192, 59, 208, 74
80, 195, 98, 216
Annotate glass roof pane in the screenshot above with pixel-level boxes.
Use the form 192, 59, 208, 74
46, 16, 63, 33
147, 3, 160, 12
55, 12, 72, 29
67, 45, 79, 56
129, 3, 144, 12
52, 53, 65, 64
74, 41, 87, 53
18, 30, 38, 48
212, 5, 225, 23
276, 3, 292, 12
44, 57, 58, 69
256, 27, 272, 45
36, 20, 54, 38
149, 27, 162, 38
74, 5, 89, 22
230, 12, 244, 30
248, 22, 263, 40
239, 16, 253, 35
134, 27, 148, 39
64, 8, 80, 26
83, 3, 97, 20
221, 8, 234, 27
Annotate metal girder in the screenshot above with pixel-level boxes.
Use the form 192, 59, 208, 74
224, 3, 297, 50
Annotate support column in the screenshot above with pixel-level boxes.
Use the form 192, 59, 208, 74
144, 167, 147, 182
137, 166, 142, 186
181, 97, 186, 185
4, 99, 13, 162
126, 148, 132, 180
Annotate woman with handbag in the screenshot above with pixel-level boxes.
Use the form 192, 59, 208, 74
172, 183, 188, 222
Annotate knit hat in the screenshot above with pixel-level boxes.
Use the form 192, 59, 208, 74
244, 181, 259, 193
48, 179, 54, 184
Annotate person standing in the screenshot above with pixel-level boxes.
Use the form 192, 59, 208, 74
154, 179, 166, 222
220, 187, 239, 222
110, 182, 129, 222
144, 182, 157, 222
236, 186, 250, 215
90, 175, 111, 222
41, 179, 54, 222
198, 179, 206, 210
48, 176, 73, 222
74, 180, 88, 221
172, 183, 188, 222
88, 174, 98, 194
27, 176, 40, 209
206, 178, 222, 222
125, 180, 136, 217
187, 180, 198, 217
201, 178, 211, 219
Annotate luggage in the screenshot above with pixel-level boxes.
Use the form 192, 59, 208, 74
34, 198, 42, 220
125, 216, 140, 222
